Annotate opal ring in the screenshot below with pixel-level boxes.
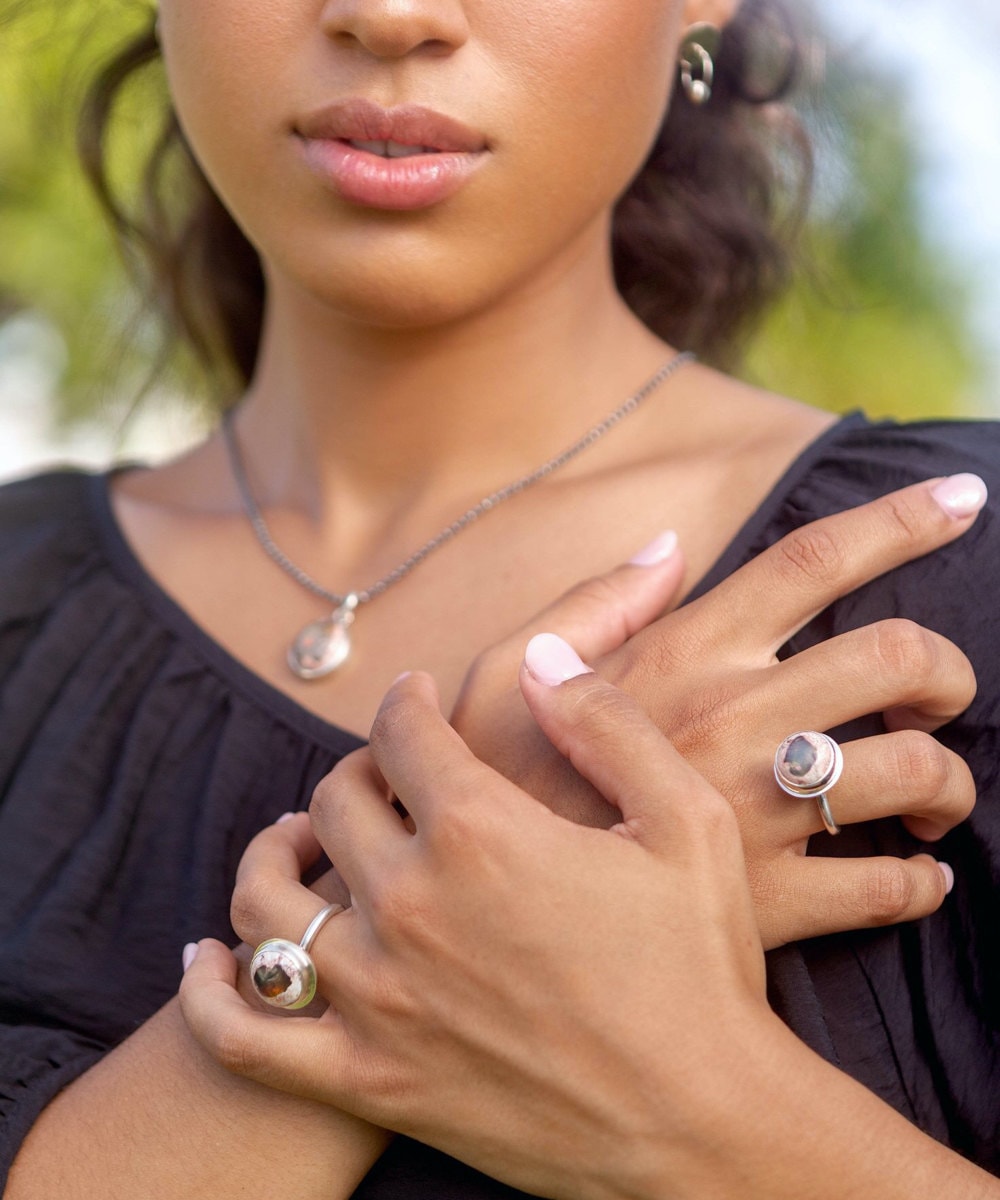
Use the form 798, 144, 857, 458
250, 902, 345, 1010
774, 731, 844, 836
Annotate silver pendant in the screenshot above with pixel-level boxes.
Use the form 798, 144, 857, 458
288, 594, 359, 680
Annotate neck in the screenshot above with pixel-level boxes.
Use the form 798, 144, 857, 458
235, 246, 674, 522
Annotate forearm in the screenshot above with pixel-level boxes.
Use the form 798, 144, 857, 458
639, 1017, 999, 1200
6, 998, 388, 1200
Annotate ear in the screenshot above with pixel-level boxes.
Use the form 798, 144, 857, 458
681, 0, 741, 32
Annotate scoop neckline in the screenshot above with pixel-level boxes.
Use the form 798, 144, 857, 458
86, 471, 367, 758
84, 410, 869, 753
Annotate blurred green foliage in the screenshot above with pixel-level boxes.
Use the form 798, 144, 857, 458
0, 1, 988, 424
744, 31, 985, 418
0, 0, 166, 424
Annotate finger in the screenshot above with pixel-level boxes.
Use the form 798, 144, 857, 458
489, 532, 685, 665
308, 746, 410, 903
230, 815, 342, 949
519, 633, 733, 851
179, 938, 356, 1101
773, 730, 975, 843
684, 475, 987, 657
235, 812, 325, 889
367, 671, 520, 831
762, 853, 953, 948
755, 619, 977, 734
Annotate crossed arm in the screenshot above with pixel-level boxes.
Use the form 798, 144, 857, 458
7, 477, 992, 1198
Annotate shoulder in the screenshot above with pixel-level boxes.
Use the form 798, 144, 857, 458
694, 414, 1000, 602
770, 415, 1000, 758
802, 415, 1000, 506
0, 467, 93, 530
728, 414, 1000, 579
759, 413, 1000, 626
0, 468, 108, 622
782, 416, 1000, 631
691, 413, 1000, 737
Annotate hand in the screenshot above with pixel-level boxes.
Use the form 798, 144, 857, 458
225, 826, 351, 1020
451, 475, 984, 948
181, 655, 785, 1200
183, 654, 1000, 1200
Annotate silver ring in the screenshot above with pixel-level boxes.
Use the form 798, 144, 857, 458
250, 902, 345, 1010
774, 731, 843, 836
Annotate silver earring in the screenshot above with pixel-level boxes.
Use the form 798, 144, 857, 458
679, 23, 720, 106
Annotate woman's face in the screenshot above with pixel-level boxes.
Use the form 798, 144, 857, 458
159, 0, 733, 327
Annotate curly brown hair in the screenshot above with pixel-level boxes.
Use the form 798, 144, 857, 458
76, 0, 808, 397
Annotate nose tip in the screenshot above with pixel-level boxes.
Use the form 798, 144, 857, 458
320, 0, 470, 60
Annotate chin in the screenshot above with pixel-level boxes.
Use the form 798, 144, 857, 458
283, 244, 527, 332
342, 280, 484, 329
261, 201, 609, 333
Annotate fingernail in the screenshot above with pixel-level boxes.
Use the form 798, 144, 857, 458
391, 671, 412, 686
276, 812, 296, 824
182, 942, 199, 971
524, 632, 593, 686
938, 862, 955, 895
629, 530, 678, 567
931, 474, 988, 518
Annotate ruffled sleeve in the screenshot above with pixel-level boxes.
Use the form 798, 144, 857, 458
0, 471, 362, 1182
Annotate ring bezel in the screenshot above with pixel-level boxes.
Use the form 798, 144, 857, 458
250, 937, 318, 1010
773, 731, 844, 800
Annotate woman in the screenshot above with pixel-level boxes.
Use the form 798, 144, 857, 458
1, 0, 998, 1195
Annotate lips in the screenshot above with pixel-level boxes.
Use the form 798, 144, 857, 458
296, 98, 488, 154
347, 139, 438, 159
294, 98, 489, 210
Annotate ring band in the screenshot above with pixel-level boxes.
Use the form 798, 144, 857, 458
250, 902, 345, 1010
299, 902, 343, 954
774, 731, 843, 836
814, 792, 841, 837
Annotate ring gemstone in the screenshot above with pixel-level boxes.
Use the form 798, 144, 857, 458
773, 731, 843, 798
249, 938, 318, 1010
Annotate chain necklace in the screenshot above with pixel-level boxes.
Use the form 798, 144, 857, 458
223, 351, 695, 681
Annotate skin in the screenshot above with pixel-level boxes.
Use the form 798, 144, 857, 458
8, 490, 984, 1200
182, 667, 1000, 1200
449, 477, 980, 949
5, 0, 993, 1195
118, 0, 827, 735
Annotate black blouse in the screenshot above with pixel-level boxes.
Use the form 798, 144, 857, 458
1, 414, 998, 1194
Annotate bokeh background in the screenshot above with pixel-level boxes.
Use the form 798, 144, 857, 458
1, 0, 998, 481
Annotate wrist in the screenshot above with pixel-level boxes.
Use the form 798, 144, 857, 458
631, 1012, 999, 1200
580, 1008, 793, 1200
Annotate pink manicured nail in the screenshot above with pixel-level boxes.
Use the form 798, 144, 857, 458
524, 633, 593, 686
629, 530, 678, 566
276, 812, 296, 824
182, 942, 199, 971
939, 862, 955, 895
931, 474, 988, 518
